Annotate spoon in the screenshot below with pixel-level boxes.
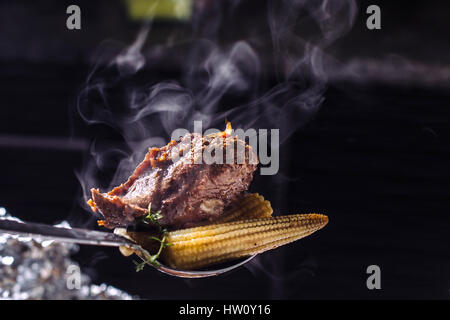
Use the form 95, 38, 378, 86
0, 218, 256, 278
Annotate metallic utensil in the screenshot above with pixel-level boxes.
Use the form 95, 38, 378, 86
0, 218, 255, 278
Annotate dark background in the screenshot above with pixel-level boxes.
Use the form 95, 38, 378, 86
0, 0, 449, 299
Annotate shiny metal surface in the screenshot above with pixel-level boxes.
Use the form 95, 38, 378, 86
0, 219, 135, 247
0, 219, 256, 279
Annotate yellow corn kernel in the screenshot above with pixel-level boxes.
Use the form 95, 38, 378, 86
215, 193, 273, 223
162, 214, 328, 270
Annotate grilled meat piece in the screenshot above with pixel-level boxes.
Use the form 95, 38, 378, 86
88, 130, 258, 229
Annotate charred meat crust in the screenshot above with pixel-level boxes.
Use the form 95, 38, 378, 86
88, 131, 258, 229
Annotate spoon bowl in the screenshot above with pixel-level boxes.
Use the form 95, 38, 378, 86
150, 255, 256, 278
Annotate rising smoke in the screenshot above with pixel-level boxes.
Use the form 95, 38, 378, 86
75, 0, 358, 213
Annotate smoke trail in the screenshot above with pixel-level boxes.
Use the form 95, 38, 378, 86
68, 0, 358, 295
74, 0, 358, 213
331, 55, 450, 87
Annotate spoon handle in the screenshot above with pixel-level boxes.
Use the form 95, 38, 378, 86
0, 218, 134, 247
0, 218, 257, 278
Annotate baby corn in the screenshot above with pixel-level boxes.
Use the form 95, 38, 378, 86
162, 214, 328, 270
214, 193, 273, 223
116, 194, 328, 271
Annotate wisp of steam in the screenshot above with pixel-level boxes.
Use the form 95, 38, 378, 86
73, 0, 356, 294
75, 0, 358, 211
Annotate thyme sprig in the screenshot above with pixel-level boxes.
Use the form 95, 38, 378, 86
142, 203, 163, 226
133, 203, 172, 272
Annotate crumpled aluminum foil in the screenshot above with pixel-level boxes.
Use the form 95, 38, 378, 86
0, 207, 135, 300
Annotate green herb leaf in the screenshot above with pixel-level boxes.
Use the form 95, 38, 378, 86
134, 204, 171, 272
142, 202, 163, 226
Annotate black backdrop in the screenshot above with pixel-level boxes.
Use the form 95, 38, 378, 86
0, 0, 449, 299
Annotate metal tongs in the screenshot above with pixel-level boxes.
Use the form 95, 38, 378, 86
0, 218, 255, 278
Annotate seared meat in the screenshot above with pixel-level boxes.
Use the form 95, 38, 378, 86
88, 130, 258, 229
